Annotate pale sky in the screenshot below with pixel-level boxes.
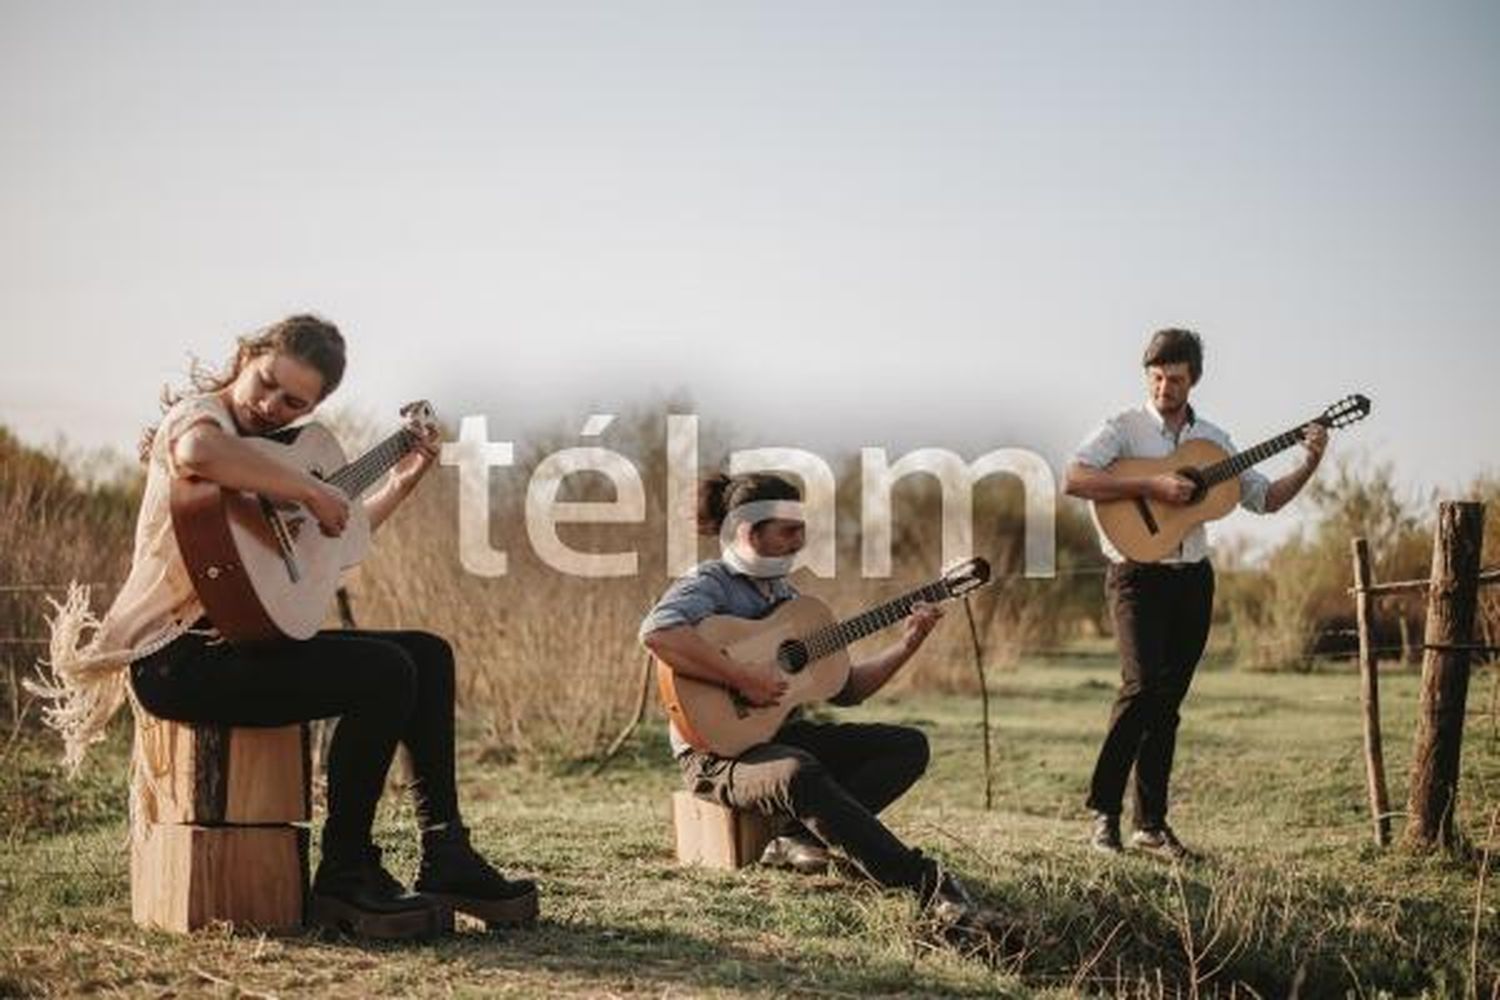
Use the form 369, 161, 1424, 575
2, 2, 1497, 553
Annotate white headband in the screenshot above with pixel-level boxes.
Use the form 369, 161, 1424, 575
719, 499, 804, 579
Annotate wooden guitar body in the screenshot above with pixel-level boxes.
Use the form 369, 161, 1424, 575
1092, 438, 1240, 563
170, 424, 371, 642
657, 597, 853, 758
654, 557, 992, 757
1089, 394, 1371, 563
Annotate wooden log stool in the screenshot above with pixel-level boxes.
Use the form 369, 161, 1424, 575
130, 716, 311, 933
671, 790, 775, 870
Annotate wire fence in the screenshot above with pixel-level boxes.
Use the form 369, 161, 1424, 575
5, 554, 1498, 659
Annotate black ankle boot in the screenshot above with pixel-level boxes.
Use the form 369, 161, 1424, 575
915, 861, 1012, 951
414, 823, 539, 928
311, 843, 451, 939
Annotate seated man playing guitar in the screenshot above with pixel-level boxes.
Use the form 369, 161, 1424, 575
639, 472, 987, 932
33, 314, 535, 938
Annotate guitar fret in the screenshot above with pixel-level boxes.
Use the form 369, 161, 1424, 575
1196, 424, 1309, 490
818, 581, 947, 656
329, 429, 414, 498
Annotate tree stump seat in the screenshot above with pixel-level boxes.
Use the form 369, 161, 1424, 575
670, 790, 775, 870
130, 717, 310, 933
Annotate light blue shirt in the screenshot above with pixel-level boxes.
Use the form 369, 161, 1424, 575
1073, 403, 1271, 564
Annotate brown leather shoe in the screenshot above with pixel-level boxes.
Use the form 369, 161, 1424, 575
759, 834, 831, 875
1131, 824, 1193, 861
918, 864, 1015, 954
1091, 812, 1124, 855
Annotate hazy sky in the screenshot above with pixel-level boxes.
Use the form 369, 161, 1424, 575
2, 2, 1496, 552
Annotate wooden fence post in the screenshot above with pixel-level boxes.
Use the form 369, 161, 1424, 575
1351, 537, 1392, 846
1403, 501, 1485, 852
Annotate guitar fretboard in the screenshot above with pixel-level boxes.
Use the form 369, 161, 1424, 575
1199, 424, 1312, 487
326, 428, 417, 498
801, 580, 952, 663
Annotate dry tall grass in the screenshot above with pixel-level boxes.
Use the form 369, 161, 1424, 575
5, 412, 1496, 762
0, 429, 138, 730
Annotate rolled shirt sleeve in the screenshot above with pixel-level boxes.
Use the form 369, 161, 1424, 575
637, 571, 731, 643
158, 396, 238, 479
1073, 416, 1125, 470
1237, 467, 1271, 514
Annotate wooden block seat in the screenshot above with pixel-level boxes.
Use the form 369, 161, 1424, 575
131, 717, 311, 933
671, 790, 775, 870
134, 716, 310, 825
131, 823, 309, 933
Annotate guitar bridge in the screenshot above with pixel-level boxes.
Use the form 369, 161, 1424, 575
1133, 497, 1160, 536
259, 498, 303, 583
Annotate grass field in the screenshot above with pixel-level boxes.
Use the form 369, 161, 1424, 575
3, 656, 1498, 998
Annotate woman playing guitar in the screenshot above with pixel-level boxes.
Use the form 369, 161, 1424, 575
640, 472, 994, 936
33, 314, 536, 939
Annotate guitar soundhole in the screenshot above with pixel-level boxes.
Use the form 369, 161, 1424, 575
777, 640, 810, 674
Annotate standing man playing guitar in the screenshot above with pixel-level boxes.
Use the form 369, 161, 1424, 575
1064, 328, 1328, 859
33, 314, 536, 938
640, 473, 991, 934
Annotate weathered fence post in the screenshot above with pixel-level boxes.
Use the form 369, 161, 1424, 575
1398, 614, 1419, 666
1351, 537, 1392, 846
1403, 501, 1485, 852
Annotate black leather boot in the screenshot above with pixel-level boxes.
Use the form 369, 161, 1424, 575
414, 823, 539, 928
310, 844, 451, 939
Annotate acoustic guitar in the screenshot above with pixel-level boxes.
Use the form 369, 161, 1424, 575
1091, 394, 1371, 563
657, 557, 991, 757
171, 401, 437, 642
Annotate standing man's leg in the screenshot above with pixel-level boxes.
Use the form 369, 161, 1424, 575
1131, 561, 1214, 847
1086, 563, 1168, 850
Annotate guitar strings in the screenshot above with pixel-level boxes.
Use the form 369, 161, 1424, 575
1199, 428, 1304, 486
1198, 401, 1365, 487
326, 428, 417, 497
803, 579, 952, 662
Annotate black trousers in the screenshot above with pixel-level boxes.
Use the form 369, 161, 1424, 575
1086, 560, 1215, 829
129, 627, 459, 861
679, 718, 932, 890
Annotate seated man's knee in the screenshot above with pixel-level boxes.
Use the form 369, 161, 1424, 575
778, 752, 832, 812
895, 726, 930, 776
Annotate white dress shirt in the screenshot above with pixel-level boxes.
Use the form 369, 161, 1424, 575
1073, 403, 1271, 564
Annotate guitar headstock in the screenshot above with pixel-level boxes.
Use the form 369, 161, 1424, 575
1316, 394, 1371, 430
941, 557, 991, 598
399, 400, 439, 438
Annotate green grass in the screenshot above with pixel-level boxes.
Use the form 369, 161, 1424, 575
3, 660, 1499, 998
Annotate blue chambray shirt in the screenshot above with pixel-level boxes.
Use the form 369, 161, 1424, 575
1073, 403, 1271, 564
639, 559, 798, 756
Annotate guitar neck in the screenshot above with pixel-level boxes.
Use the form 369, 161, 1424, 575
801, 579, 952, 663
325, 428, 417, 498
1200, 419, 1319, 487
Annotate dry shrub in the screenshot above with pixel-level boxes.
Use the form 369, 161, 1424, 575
1217, 457, 1432, 671
0, 429, 139, 727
